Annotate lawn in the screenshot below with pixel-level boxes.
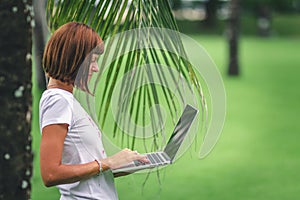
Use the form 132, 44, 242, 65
30, 35, 300, 199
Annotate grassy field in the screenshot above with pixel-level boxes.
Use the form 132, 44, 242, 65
30, 35, 300, 199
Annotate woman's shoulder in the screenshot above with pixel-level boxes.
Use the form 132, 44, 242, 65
40, 88, 74, 108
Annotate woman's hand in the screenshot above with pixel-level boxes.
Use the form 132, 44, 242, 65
102, 148, 149, 170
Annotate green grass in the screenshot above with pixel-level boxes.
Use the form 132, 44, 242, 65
30, 36, 300, 199
272, 14, 300, 36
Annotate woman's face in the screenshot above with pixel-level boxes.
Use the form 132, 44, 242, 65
88, 54, 99, 82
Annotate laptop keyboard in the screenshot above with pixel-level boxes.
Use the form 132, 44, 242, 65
134, 152, 168, 166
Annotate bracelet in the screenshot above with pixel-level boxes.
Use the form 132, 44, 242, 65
95, 159, 103, 176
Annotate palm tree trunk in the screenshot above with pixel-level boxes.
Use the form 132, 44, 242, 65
0, 0, 33, 199
33, 0, 48, 89
204, 0, 218, 28
256, 4, 272, 37
228, 0, 240, 76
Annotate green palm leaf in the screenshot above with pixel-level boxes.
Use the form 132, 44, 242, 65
46, 0, 207, 153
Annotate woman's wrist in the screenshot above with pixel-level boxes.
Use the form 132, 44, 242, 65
94, 159, 103, 175
94, 158, 111, 175
100, 158, 111, 170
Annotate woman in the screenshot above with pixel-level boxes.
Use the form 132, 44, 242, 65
39, 22, 148, 200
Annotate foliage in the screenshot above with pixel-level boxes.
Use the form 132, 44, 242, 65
46, 0, 207, 152
242, 0, 299, 13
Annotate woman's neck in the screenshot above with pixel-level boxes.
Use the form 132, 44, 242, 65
47, 78, 73, 93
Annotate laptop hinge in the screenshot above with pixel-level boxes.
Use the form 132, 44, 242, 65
162, 152, 172, 164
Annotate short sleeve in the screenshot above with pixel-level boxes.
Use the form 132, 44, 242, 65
39, 93, 73, 132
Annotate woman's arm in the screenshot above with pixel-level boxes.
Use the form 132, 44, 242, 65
40, 124, 148, 187
40, 124, 100, 187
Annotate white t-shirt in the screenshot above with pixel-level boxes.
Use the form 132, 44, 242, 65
39, 88, 118, 200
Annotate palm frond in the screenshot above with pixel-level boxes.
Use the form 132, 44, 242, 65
47, 0, 207, 154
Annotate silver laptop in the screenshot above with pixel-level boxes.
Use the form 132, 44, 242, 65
112, 104, 198, 173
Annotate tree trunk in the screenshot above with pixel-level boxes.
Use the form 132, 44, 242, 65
204, 0, 218, 28
171, 0, 182, 10
228, 0, 240, 76
0, 0, 33, 199
33, 0, 48, 89
256, 4, 272, 37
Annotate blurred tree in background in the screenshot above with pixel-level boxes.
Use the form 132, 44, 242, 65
171, 0, 300, 36
227, 0, 240, 75
32, 0, 48, 89
243, 0, 300, 36
172, 0, 182, 10
243, 0, 299, 13
204, 0, 218, 28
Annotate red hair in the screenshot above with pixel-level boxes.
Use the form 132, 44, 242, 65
43, 22, 104, 90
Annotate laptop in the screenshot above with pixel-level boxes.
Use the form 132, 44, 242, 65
112, 104, 198, 174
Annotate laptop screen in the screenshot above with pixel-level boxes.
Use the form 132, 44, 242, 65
163, 104, 198, 161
